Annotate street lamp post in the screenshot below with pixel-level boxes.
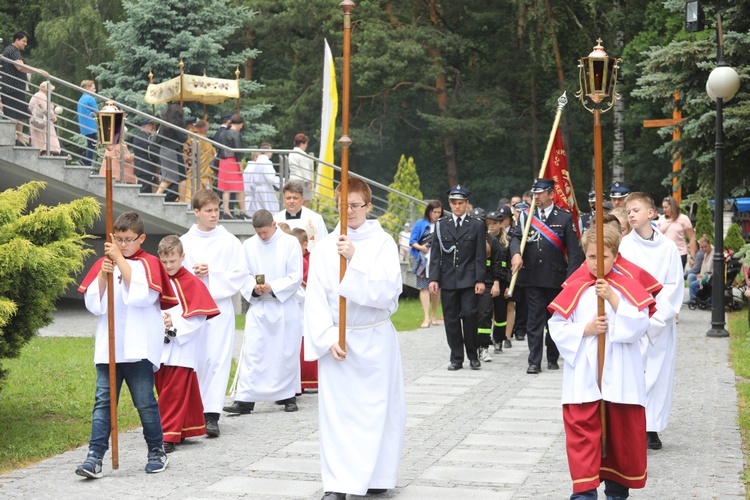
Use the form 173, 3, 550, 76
576, 39, 621, 456
689, 3, 741, 337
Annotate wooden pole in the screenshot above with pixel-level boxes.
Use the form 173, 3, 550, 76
508, 92, 567, 296
593, 108, 607, 457
105, 153, 119, 470
149, 70, 155, 116
338, 0, 354, 351
642, 91, 684, 203
179, 59, 185, 108
235, 66, 241, 115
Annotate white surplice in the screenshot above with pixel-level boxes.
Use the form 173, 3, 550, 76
236, 229, 302, 402
181, 225, 248, 413
549, 286, 651, 405
273, 206, 329, 250
304, 220, 406, 496
160, 281, 208, 370
620, 228, 684, 432
84, 259, 163, 368
244, 153, 280, 215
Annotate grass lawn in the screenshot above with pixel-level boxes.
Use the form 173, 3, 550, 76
728, 310, 750, 494
0, 337, 141, 474
0, 297, 429, 474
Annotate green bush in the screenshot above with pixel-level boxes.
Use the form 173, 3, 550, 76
0, 182, 98, 392
725, 223, 746, 253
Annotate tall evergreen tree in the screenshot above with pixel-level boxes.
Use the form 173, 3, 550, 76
90, 0, 274, 141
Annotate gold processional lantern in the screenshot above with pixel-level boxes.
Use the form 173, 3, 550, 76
96, 101, 124, 146
576, 38, 621, 112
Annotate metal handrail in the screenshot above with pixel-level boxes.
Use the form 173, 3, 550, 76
0, 55, 428, 239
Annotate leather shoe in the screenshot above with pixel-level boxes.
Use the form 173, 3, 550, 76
469, 359, 481, 370
447, 363, 463, 371
367, 489, 387, 495
526, 364, 541, 374
278, 396, 298, 412
321, 492, 346, 500
547, 361, 560, 370
222, 401, 254, 414
647, 431, 662, 450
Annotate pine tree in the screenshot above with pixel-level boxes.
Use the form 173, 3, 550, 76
694, 199, 714, 244
725, 223, 745, 253
0, 182, 99, 391
89, 0, 275, 142
379, 155, 424, 239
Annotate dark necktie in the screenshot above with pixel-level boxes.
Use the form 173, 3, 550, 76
456, 217, 462, 230
286, 211, 301, 220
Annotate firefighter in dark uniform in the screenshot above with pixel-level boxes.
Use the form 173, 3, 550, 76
580, 190, 597, 231
509, 178, 584, 374
429, 185, 487, 371
609, 180, 636, 209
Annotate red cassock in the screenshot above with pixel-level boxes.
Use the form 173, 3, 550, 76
155, 267, 219, 443
299, 251, 318, 391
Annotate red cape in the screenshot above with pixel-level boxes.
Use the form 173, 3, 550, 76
549, 269, 656, 320
170, 267, 220, 320
78, 248, 179, 310
563, 254, 663, 297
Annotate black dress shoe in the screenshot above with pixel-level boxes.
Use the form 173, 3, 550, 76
277, 396, 298, 412
647, 431, 662, 450
321, 492, 347, 500
547, 361, 560, 370
222, 401, 255, 414
447, 363, 463, 371
367, 489, 387, 495
526, 364, 541, 374
469, 359, 481, 370
516, 333, 526, 341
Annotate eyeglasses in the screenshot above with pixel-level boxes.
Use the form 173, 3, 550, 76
113, 237, 140, 245
341, 203, 369, 211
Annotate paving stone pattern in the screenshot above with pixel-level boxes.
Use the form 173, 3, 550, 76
2, 297, 745, 499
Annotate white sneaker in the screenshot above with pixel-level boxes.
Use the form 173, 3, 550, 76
480, 347, 492, 362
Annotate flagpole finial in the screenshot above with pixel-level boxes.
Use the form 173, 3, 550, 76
558, 91, 568, 110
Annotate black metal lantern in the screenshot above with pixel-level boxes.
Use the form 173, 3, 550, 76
685, 0, 704, 33
96, 101, 124, 146
576, 39, 621, 112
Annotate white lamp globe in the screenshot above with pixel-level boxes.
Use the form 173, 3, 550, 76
706, 80, 718, 101
54, 105, 64, 115
707, 65, 740, 102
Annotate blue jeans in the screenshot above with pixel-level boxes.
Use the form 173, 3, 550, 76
88, 360, 163, 458
82, 133, 97, 167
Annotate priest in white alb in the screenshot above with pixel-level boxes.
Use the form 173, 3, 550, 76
273, 179, 328, 250
304, 178, 406, 500
223, 209, 303, 414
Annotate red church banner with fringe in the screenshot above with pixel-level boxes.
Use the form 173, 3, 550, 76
547, 128, 581, 238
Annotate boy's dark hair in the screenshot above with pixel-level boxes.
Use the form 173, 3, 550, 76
252, 209, 274, 228
13, 31, 29, 42
294, 133, 309, 147
291, 227, 308, 245
230, 114, 245, 125
113, 211, 144, 235
192, 188, 220, 210
601, 213, 622, 234
158, 235, 183, 256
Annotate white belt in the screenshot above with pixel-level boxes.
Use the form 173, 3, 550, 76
334, 318, 390, 330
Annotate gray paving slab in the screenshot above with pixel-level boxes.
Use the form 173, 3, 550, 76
1, 294, 746, 499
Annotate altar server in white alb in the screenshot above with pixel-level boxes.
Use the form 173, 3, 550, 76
549, 225, 657, 499
304, 178, 406, 500
619, 192, 684, 451
180, 189, 247, 438
223, 209, 303, 414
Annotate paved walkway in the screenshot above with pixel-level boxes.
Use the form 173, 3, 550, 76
1, 298, 745, 499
